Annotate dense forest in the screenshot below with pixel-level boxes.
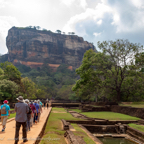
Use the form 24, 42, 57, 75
0, 56, 79, 102
17, 63, 78, 100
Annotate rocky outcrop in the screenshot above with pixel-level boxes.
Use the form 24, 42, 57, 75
6, 27, 95, 70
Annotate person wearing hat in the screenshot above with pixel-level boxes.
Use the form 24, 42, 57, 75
30, 101, 36, 127
33, 100, 39, 124
38, 99, 43, 106
1, 100, 10, 132
14, 96, 29, 144
25, 99, 33, 131
37, 100, 42, 122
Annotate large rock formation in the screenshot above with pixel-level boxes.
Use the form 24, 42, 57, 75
6, 27, 95, 70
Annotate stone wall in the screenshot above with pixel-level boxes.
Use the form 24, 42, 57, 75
110, 105, 144, 119
66, 120, 137, 125
82, 125, 117, 133
126, 126, 144, 143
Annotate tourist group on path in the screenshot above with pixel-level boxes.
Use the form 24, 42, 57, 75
0, 96, 49, 144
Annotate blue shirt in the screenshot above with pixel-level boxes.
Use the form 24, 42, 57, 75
34, 103, 39, 113
1, 104, 10, 116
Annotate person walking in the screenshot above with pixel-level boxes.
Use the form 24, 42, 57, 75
43, 101, 46, 109
25, 99, 33, 131
38, 99, 43, 106
46, 102, 49, 109
33, 100, 39, 124
1, 100, 10, 132
14, 96, 29, 144
30, 101, 36, 127
37, 100, 42, 122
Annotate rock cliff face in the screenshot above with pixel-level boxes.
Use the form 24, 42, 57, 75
6, 27, 95, 70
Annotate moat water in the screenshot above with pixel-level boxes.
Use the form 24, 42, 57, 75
98, 137, 136, 144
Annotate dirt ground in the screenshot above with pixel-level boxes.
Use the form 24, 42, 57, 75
0, 107, 51, 144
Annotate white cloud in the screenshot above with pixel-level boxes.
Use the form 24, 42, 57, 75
62, 0, 144, 48
0, 0, 11, 8
93, 32, 101, 37
97, 19, 102, 25
130, 0, 144, 8
60, 0, 87, 9
0, 16, 20, 54
79, 0, 87, 9
62, 2, 112, 32
0, 0, 144, 54
60, 0, 75, 6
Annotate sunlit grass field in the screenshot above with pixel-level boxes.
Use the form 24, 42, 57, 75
128, 123, 144, 133
81, 111, 140, 120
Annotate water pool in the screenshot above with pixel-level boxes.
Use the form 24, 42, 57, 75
98, 137, 136, 144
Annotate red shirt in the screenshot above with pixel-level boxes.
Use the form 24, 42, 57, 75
30, 103, 36, 113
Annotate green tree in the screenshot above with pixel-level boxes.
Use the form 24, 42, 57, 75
1, 62, 21, 84
71, 32, 75, 35
36, 89, 46, 99
73, 39, 144, 102
0, 79, 19, 101
36, 26, 41, 30
57, 85, 74, 100
43, 28, 47, 31
21, 77, 37, 99
56, 30, 61, 34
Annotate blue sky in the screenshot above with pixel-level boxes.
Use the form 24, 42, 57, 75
0, 0, 144, 54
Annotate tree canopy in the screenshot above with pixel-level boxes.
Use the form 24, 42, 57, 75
73, 39, 144, 102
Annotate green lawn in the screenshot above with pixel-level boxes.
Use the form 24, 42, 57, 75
68, 109, 81, 113
40, 108, 84, 144
128, 123, 144, 133
81, 112, 140, 120
71, 124, 95, 144
9, 113, 16, 119
119, 102, 144, 108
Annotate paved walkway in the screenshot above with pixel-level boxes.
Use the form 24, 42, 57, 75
0, 107, 52, 144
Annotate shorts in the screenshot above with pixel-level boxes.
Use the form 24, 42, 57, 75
1, 116, 8, 126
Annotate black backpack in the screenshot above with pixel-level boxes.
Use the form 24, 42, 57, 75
28, 105, 32, 114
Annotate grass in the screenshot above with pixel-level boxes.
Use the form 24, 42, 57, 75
68, 109, 81, 113
8, 113, 16, 119
71, 124, 95, 144
40, 107, 84, 144
52, 107, 67, 112
128, 123, 144, 133
81, 111, 140, 120
119, 102, 144, 108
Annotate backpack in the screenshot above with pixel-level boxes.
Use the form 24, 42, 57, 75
1, 105, 7, 114
28, 105, 32, 114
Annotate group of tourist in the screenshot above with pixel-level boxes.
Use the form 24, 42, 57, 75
0, 96, 49, 144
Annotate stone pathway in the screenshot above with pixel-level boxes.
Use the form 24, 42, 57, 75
0, 107, 51, 144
